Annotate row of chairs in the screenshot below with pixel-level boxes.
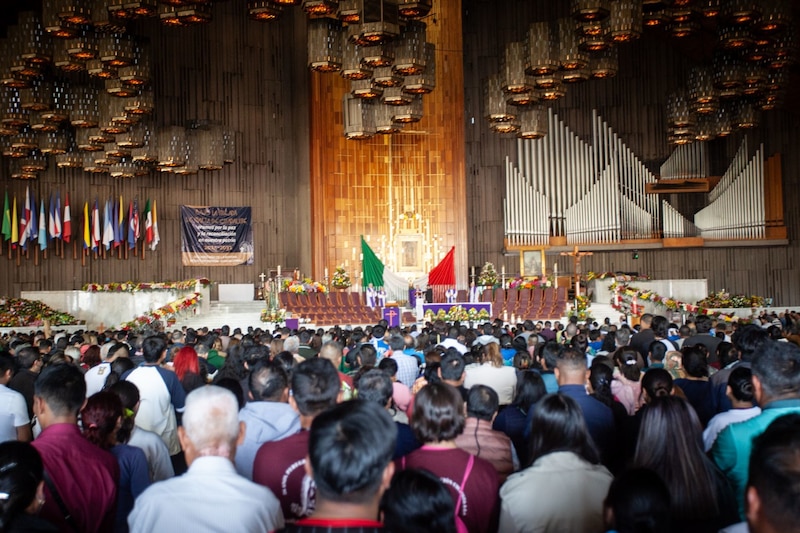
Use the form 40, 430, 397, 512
485, 287, 569, 320
278, 291, 382, 326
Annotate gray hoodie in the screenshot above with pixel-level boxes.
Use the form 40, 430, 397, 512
235, 401, 301, 479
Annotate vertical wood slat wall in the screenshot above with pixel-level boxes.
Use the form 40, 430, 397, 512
309, 1, 467, 285
462, 0, 800, 305
0, 2, 309, 297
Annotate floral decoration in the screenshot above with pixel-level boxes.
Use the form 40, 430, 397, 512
587, 272, 651, 282
508, 276, 553, 290
260, 308, 287, 324
478, 262, 499, 287
696, 290, 766, 309
283, 278, 328, 294
567, 294, 593, 322
83, 278, 211, 293
424, 306, 490, 323
331, 266, 352, 290
0, 298, 79, 327
120, 292, 202, 331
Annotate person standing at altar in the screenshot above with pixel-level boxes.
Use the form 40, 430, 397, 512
469, 282, 481, 303
377, 288, 387, 308
445, 288, 457, 304
415, 288, 426, 319
366, 284, 377, 308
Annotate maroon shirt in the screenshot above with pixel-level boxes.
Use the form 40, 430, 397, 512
32, 423, 119, 533
253, 429, 315, 521
398, 446, 499, 533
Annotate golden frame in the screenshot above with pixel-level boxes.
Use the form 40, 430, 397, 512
519, 248, 547, 277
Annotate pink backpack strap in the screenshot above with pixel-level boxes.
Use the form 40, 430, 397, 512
454, 455, 475, 516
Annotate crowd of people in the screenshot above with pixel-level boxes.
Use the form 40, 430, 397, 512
0, 311, 799, 533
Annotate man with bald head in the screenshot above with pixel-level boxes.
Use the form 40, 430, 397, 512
129, 386, 284, 532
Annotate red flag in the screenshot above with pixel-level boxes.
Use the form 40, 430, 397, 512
428, 246, 456, 286
63, 193, 72, 243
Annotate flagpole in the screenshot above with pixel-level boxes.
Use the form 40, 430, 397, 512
35, 246, 39, 266
141, 239, 145, 260
73, 239, 77, 260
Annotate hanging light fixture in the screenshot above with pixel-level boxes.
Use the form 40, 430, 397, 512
39, 130, 69, 154
688, 66, 718, 114
56, 150, 83, 168
756, 0, 790, 33
380, 86, 414, 106
526, 22, 559, 76
30, 111, 59, 133
338, 0, 361, 23
248, 1, 283, 21
222, 129, 235, 164
104, 141, 131, 159
485, 75, 516, 124
735, 101, 759, 128
351, 79, 383, 99
501, 41, 534, 95
341, 40, 372, 80
131, 126, 158, 163
374, 103, 402, 133
742, 63, 766, 95
158, 125, 187, 167
719, 25, 754, 50
76, 128, 103, 151
571, 0, 610, 22
92, 0, 126, 32
670, 8, 699, 38
194, 123, 224, 170
171, 129, 199, 174
99, 35, 136, 67
119, 48, 151, 87
69, 86, 99, 127
360, 41, 394, 68
10, 128, 39, 154
698, 0, 722, 18
110, 158, 139, 178
516, 105, 548, 139
20, 80, 54, 112
66, 29, 99, 60
724, 0, 761, 26
117, 121, 148, 148
402, 42, 435, 94
768, 29, 796, 69
124, 87, 154, 116
398, 0, 431, 19
393, 22, 426, 75
56, 0, 93, 25
357, 0, 400, 45
159, 5, 183, 26
53, 39, 85, 73
88, 58, 118, 78
105, 78, 140, 98
1, 89, 29, 128
667, 90, 694, 128
177, 4, 213, 24
642, 0, 671, 27
272, 0, 301, 5
42, 0, 78, 38
713, 54, 745, 98
589, 47, 618, 78
557, 18, 588, 71
99, 93, 130, 134
694, 114, 716, 141
308, 18, 343, 73
343, 93, 376, 139
372, 66, 402, 87
578, 19, 610, 51
18, 12, 53, 66
303, 0, 339, 16
609, 0, 642, 43
390, 95, 423, 123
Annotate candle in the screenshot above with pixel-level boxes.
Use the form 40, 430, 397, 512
471, 266, 475, 277
277, 265, 281, 277
324, 267, 329, 278
502, 265, 506, 275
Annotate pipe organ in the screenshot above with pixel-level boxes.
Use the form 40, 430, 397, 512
504, 109, 783, 250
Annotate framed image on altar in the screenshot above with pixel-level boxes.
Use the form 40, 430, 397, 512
520, 248, 546, 277
397, 234, 424, 272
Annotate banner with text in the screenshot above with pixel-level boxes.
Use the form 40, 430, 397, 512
180, 206, 253, 266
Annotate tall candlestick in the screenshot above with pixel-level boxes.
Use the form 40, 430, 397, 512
501, 265, 506, 275
277, 265, 281, 277
471, 266, 475, 277
324, 267, 329, 278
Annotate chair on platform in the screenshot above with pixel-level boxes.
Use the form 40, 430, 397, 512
457, 289, 467, 302
481, 288, 493, 302
279, 292, 290, 309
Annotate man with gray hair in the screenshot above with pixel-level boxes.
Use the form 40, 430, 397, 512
129, 386, 284, 532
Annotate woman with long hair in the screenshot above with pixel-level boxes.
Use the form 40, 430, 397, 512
82, 392, 150, 532
492, 371, 546, 466
633, 396, 738, 532
611, 347, 643, 415
400, 382, 500, 533
0, 441, 54, 532
463, 343, 517, 405
674, 346, 729, 426
172, 346, 205, 393
499, 393, 613, 532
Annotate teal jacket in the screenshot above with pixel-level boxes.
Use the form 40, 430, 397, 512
710, 398, 800, 519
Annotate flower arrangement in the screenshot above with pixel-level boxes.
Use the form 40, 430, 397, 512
567, 295, 593, 322
478, 262, 499, 287
508, 276, 552, 290
283, 278, 328, 294
587, 272, 651, 282
331, 266, 351, 289
423, 306, 491, 323
696, 290, 766, 309
0, 298, 79, 327
120, 292, 202, 331
83, 278, 211, 293
260, 308, 287, 324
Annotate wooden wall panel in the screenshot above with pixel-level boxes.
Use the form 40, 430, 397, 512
0, 2, 310, 297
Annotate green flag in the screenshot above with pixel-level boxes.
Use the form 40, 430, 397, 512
361, 236, 384, 289
1, 191, 10, 241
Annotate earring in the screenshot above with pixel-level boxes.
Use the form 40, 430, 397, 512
36, 497, 45, 512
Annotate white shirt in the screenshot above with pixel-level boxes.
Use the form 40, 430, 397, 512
129, 456, 284, 533
0, 384, 29, 443
84, 362, 113, 398
128, 426, 175, 482
703, 406, 762, 452
438, 338, 468, 355
464, 364, 518, 405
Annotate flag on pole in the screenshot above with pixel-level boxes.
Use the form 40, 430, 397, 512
83, 202, 90, 250
143, 199, 153, 245
427, 246, 456, 286
19, 186, 30, 248
1, 191, 10, 242
92, 200, 101, 251
361, 236, 385, 288
38, 199, 47, 251
10, 197, 18, 248
48, 193, 56, 239
115, 195, 124, 247
150, 199, 160, 251
62, 193, 71, 243
102, 199, 114, 250
128, 200, 139, 249
28, 191, 37, 246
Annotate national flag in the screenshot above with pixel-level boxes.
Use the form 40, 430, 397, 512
62, 193, 71, 243
82, 202, 90, 249
149, 199, 160, 251
48, 193, 56, 239
128, 200, 139, 249
428, 246, 456, 286
361, 236, 385, 289
92, 200, 101, 251
28, 191, 37, 245
143, 199, 153, 245
1, 191, 10, 242
38, 199, 46, 251
18, 186, 30, 248
10, 197, 18, 247
102, 199, 114, 250
114, 195, 124, 247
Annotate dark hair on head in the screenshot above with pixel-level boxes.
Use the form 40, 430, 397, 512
422, 361, 442, 386
273, 351, 296, 376
633, 396, 721, 520
716, 342, 736, 367
103, 357, 135, 390
0, 441, 44, 531
556, 347, 587, 372
34, 363, 86, 416
726, 366, 755, 403
440, 349, 465, 382
694, 314, 712, 334
249, 359, 288, 402
730, 324, 769, 363
372, 325, 386, 339
215, 377, 245, 410
589, 363, 615, 408
142, 336, 167, 363
377, 357, 398, 377
614, 347, 641, 381
298, 330, 312, 344
681, 346, 708, 378
107, 380, 140, 411
747, 414, 800, 531
604, 468, 671, 533
513, 350, 532, 370
411, 382, 465, 443
309, 400, 396, 503
15, 346, 40, 370
356, 369, 393, 407
527, 393, 599, 467
767, 325, 782, 341
466, 385, 498, 421
570, 333, 588, 354
648, 340, 668, 363
82, 345, 102, 368
511, 371, 546, 413
600, 333, 617, 353
291, 357, 341, 416
381, 468, 457, 533
214, 344, 249, 382
357, 344, 378, 368
751, 340, 800, 400
81, 391, 124, 450
641, 368, 673, 402
388, 335, 405, 352
649, 315, 669, 339
0, 353, 14, 378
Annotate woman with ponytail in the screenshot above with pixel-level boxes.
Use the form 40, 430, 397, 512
82, 392, 150, 532
0, 441, 54, 532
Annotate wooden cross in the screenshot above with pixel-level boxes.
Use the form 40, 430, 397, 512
259, 272, 266, 283
561, 245, 593, 295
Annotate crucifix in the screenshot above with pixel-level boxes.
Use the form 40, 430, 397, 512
259, 272, 267, 301
561, 245, 593, 297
